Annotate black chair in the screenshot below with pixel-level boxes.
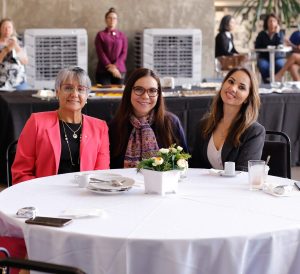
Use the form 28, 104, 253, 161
0, 257, 86, 274
0, 247, 10, 274
261, 130, 291, 178
5, 140, 18, 187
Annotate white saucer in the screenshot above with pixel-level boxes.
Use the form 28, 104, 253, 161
219, 171, 241, 177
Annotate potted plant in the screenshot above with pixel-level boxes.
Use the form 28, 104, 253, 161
235, 0, 300, 39
137, 144, 191, 195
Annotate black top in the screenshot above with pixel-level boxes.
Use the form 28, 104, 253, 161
215, 32, 238, 58
109, 112, 188, 169
255, 30, 285, 60
190, 121, 266, 171
58, 121, 81, 174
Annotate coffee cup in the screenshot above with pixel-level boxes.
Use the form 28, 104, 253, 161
74, 173, 90, 188
224, 161, 235, 176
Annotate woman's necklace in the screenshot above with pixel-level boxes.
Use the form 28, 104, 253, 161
62, 120, 82, 139
61, 121, 78, 166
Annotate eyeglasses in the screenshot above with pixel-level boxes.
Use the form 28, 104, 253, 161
61, 84, 88, 95
132, 86, 159, 97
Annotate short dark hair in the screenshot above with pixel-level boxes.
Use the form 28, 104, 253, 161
218, 15, 233, 32
263, 13, 280, 31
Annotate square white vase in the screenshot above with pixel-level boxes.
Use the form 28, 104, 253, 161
141, 169, 180, 196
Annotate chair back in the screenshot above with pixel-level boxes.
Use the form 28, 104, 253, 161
261, 130, 291, 178
216, 54, 248, 71
6, 140, 18, 187
0, 247, 10, 274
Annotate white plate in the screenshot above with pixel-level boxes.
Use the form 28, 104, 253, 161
87, 177, 135, 191
86, 187, 130, 195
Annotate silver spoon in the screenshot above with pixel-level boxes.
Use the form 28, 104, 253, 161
90, 178, 124, 187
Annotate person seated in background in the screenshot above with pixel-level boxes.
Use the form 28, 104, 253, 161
12, 66, 110, 184
190, 67, 265, 171
0, 18, 28, 90
109, 68, 188, 168
215, 15, 239, 58
95, 7, 128, 85
275, 29, 300, 81
255, 13, 285, 83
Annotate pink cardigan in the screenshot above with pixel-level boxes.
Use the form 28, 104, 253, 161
12, 111, 110, 184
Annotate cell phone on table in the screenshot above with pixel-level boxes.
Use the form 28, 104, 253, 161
294, 182, 300, 191
25, 216, 72, 227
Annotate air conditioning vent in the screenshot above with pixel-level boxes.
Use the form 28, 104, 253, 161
24, 29, 88, 89
134, 29, 202, 86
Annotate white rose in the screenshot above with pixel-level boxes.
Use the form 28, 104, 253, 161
154, 157, 164, 166
170, 147, 177, 153
177, 146, 183, 152
159, 148, 169, 154
177, 159, 187, 169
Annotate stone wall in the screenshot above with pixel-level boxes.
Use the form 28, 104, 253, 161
0, 0, 215, 83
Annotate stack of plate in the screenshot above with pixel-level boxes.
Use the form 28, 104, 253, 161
86, 173, 135, 194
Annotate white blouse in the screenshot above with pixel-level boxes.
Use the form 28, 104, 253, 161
207, 134, 223, 170
225, 31, 233, 53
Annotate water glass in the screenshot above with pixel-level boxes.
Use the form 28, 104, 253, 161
248, 160, 265, 190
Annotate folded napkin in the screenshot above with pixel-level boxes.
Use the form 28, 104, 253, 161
60, 208, 105, 218
262, 183, 294, 197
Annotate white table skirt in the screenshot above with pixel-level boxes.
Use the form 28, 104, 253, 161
1, 168, 300, 274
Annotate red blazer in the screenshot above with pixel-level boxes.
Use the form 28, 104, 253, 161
12, 111, 110, 184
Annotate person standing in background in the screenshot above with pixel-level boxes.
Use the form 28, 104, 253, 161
95, 7, 128, 85
215, 15, 239, 58
0, 18, 28, 90
255, 13, 285, 83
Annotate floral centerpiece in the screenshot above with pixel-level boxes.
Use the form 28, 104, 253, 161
137, 144, 191, 172
137, 144, 191, 195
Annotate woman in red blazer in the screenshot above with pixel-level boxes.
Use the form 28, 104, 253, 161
12, 66, 110, 184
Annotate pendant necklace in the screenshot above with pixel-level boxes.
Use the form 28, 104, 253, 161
61, 121, 75, 166
62, 120, 82, 139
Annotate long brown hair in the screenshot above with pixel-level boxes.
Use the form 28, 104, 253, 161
111, 68, 180, 156
202, 67, 260, 147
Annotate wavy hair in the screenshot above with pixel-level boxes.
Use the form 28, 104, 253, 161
202, 67, 260, 147
111, 68, 180, 157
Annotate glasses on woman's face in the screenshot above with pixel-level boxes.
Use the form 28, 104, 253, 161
61, 84, 88, 95
132, 86, 158, 97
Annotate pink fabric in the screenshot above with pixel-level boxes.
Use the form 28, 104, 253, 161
0, 236, 27, 274
12, 111, 110, 184
124, 113, 159, 168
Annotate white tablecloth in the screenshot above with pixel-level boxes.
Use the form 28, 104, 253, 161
1, 168, 300, 274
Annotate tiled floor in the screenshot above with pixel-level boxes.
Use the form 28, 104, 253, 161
1, 167, 300, 192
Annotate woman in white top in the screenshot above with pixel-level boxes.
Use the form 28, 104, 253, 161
215, 15, 239, 58
0, 18, 28, 90
191, 67, 265, 171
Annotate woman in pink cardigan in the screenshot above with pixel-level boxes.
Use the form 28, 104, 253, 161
12, 66, 110, 184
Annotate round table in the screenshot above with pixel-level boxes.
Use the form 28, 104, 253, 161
255, 46, 292, 83
1, 168, 300, 274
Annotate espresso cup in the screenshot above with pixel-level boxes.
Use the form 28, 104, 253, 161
74, 174, 90, 188
224, 161, 235, 176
